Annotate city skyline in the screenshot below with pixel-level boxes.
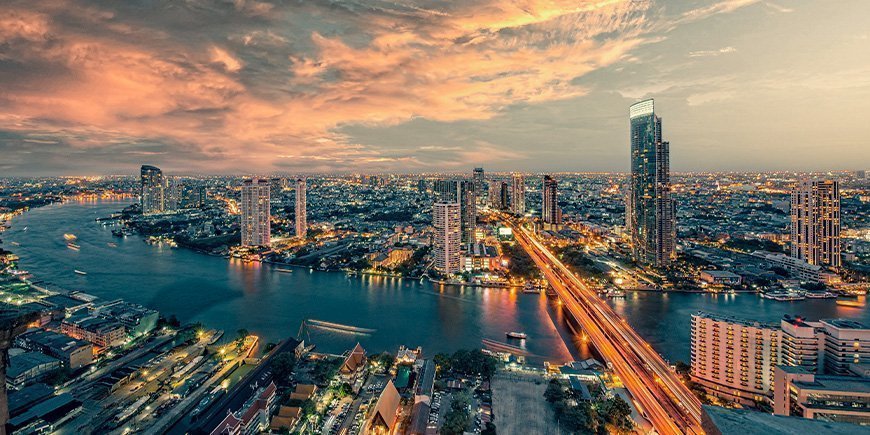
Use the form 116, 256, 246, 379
3, 1, 870, 176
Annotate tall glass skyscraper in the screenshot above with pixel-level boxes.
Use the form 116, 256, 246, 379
628, 99, 675, 267
140, 165, 164, 215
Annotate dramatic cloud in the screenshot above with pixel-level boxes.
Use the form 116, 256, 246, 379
1, 0, 868, 174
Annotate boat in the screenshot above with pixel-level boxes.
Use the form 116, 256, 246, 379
275, 268, 293, 273
506, 332, 528, 340
67, 243, 80, 251
63, 233, 77, 241
107, 242, 118, 248
805, 291, 837, 299
10, 241, 19, 246
74, 270, 87, 276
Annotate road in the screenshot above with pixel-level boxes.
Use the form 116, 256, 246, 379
508, 220, 703, 434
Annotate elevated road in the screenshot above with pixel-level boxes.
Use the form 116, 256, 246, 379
508, 221, 703, 434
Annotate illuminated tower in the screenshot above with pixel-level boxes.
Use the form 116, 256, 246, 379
240, 178, 271, 246
473, 167, 485, 205
511, 174, 525, 215
295, 178, 307, 239
791, 179, 840, 268
628, 99, 675, 267
542, 175, 561, 225
140, 165, 164, 215
433, 202, 461, 274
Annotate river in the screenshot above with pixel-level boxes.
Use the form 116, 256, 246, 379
4, 199, 868, 363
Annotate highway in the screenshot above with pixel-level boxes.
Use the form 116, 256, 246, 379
508, 221, 703, 434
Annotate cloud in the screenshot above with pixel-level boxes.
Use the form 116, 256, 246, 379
689, 46, 737, 57
2, 0, 857, 175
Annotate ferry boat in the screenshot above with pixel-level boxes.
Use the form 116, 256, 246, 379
107, 242, 118, 248
67, 243, 80, 251
74, 270, 87, 276
805, 291, 837, 299
506, 332, 528, 340
276, 268, 294, 273
63, 233, 77, 241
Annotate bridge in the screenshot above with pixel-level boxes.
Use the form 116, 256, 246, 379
507, 220, 703, 434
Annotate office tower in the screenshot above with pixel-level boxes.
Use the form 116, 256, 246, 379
433, 202, 461, 274
690, 312, 782, 404
511, 174, 525, 215
295, 178, 307, 239
164, 177, 183, 212
473, 168, 485, 205
499, 182, 510, 211
240, 178, 271, 247
140, 165, 164, 215
542, 175, 561, 225
791, 179, 840, 268
628, 99, 675, 267
459, 180, 476, 244
417, 179, 427, 193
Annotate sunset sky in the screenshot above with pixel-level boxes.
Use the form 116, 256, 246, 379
2, 0, 869, 176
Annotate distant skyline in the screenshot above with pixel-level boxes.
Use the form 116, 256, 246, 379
2, 0, 870, 176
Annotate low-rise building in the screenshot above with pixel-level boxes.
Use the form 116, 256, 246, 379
60, 313, 126, 350
366, 380, 401, 435
751, 251, 824, 282
91, 299, 159, 338
699, 270, 742, 286
16, 328, 94, 369
774, 366, 870, 426
7, 351, 62, 388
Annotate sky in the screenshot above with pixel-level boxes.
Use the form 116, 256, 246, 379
1, 0, 869, 176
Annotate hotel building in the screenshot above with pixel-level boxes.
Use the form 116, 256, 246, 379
240, 178, 271, 247
433, 202, 461, 274
791, 179, 841, 268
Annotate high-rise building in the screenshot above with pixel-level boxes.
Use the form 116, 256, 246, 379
433, 202, 461, 274
690, 312, 781, 404
140, 165, 165, 215
542, 175, 561, 225
240, 178, 271, 247
488, 180, 502, 209
182, 185, 206, 209
434, 179, 459, 203
417, 179, 427, 193
628, 99, 675, 267
164, 177, 183, 212
295, 178, 307, 239
459, 180, 476, 244
791, 179, 840, 268
473, 168, 485, 205
511, 174, 525, 215
499, 182, 510, 211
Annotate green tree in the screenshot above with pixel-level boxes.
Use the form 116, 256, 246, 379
544, 379, 568, 403
601, 396, 633, 431
272, 352, 297, 386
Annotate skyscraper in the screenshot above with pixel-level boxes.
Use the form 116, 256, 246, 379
542, 175, 561, 225
791, 179, 840, 268
628, 99, 675, 267
140, 165, 164, 215
488, 180, 502, 209
295, 178, 307, 239
473, 168, 485, 205
240, 178, 271, 247
164, 177, 183, 212
511, 174, 525, 215
433, 202, 461, 274
434, 179, 459, 203
459, 180, 476, 244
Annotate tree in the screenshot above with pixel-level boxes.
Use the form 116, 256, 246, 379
449, 349, 498, 380
272, 352, 297, 386
674, 361, 690, 376
441, 391, 472, 435
544, 379, 568, 403
481, 422, 497, 435
601, 396, 633, 431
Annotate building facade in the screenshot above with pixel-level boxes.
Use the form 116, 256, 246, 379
140, 165, 165, 215
690, 312, 781, 404
542, 175, 561, 225
473, 168, 485, 206
433, 202, 461, 274
459, 180, 476, 244
628, 99, 675, 267
511, 174, 525, 215
240, 178, 271, 247
774, 366, 870, 426
791, 179, 841, 268
295, 178, 307, 239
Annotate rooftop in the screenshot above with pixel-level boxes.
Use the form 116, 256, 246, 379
702, 405, 865, 435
